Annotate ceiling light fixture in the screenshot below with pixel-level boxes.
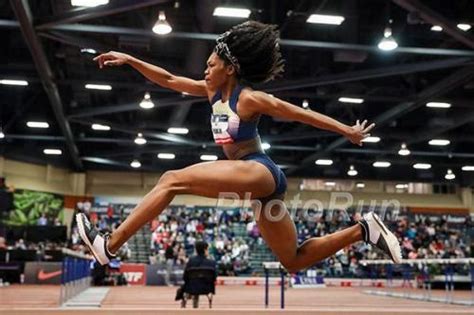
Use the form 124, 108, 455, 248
398, 143, 410, 156
153, 11, 172, 35
213, 7, 251, 18
139, 92, 155, 109
134, 133, 147, 145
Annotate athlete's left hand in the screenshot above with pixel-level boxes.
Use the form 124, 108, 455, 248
347, 120, 375, 146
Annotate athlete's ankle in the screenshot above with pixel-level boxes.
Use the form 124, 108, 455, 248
105, 234, 117, 256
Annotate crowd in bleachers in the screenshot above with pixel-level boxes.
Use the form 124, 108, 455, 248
2, 203, 471, 278
145, 206, 472, 277
148, 207, 254, 276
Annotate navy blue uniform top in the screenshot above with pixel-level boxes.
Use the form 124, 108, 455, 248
210, 84, 259, 145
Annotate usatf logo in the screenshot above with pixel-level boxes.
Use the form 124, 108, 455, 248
124, 272, 143, 282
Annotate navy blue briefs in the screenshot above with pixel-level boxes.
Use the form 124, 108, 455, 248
241, 152, 287, 198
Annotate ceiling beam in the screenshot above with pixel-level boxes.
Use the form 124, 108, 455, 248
263, 57, 472, 92
10, 0, 83, 170
63, 57, 473, 119
1, 18, 474, 56
33, 23, 474, 57
409, 111, 474, 145
392, 0, 474, 49
68, 118, 201, 146
36, 0, 172, 30
67, 96, 205, 118
286, 65, 474, 175
38, 31, 188, 76
336, 148, 474, 160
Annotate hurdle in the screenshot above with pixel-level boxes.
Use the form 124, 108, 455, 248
360, 258, 474, 306
262, 262, 286, 309
59, 248, 93, 306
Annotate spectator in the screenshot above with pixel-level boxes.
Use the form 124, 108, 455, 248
37, 213, 48, 226
0, 236, 7, 250
181, 241, 216, 308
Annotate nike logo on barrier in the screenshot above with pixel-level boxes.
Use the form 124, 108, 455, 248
37, 269, 62, 281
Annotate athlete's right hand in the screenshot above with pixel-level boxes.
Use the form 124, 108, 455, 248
93, 51, 130, 69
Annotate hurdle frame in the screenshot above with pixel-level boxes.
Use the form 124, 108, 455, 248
360, 258, 474, 306
263, 262, 286, 309
59, 248, 93, 306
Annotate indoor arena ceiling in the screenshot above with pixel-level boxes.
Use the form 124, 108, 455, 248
1, 0, 474, 186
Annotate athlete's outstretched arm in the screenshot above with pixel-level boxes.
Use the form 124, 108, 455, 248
241, 90, 375, 146
93, 51, 208, 97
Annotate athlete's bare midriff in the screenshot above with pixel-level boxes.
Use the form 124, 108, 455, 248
221, 136, 264, 160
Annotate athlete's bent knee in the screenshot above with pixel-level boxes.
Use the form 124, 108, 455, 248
156, 170, 189, 193
280, 260, 300, 273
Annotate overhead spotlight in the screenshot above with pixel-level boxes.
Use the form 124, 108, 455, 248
139, 92, 155, 109
213, 7, 251, 18
0, 79, 28, 86
71, 0, 108, 7
167, 127, 189, 135
302, 99, 309, 109
130, 160, 141, 168
461, 165, 474, 171
413, 163, 431, 170
134, 133, 147, 145
43, 149, 62, 155
429, 139, 450, 146
362, 136, 381, 143
262, 142, 271, 150
306, 14, 345, 25
457, 24, 471, 31
398, 143, 410, 156
157, 153, 175, 160
426, 102, 451, 109
85, 84, 112, 90
80, 48, 97, 54
315, 159, 333, 166
71, 0, 107, 7
153, 11, 172, 35
200, 155, 218, 161
373, 161, 391, 168
0, 128, 4, 139
347, 165, 358, 176
378, 21, 398, 51
338, 97, 364, 104
91, 123, 110, 131
27, 121, 49, 129
445, 169, 455, 180
430, 25, 443, 32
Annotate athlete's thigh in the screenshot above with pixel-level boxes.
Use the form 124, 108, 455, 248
174, 160, 276, 199
253, 196, 298, 263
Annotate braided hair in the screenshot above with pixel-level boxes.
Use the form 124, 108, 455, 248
214, 21, 285, 86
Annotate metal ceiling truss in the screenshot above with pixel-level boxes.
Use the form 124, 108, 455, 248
67, 96, 205, 118
68, 118, 201, 146
2, 19, 474, 57
35, 0, 172, 30
10, 0, 83, 170
64, 57, 472, 119
392, 0, 474, 49
286, 65, 474, 174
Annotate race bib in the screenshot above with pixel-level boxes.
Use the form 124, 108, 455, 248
211, 114, 233, 144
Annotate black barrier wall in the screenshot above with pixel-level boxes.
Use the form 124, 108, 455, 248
146, 263, 184, 286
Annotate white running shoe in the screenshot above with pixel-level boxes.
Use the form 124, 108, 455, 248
76, 213, 116, 265
358, 212, 402, 263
